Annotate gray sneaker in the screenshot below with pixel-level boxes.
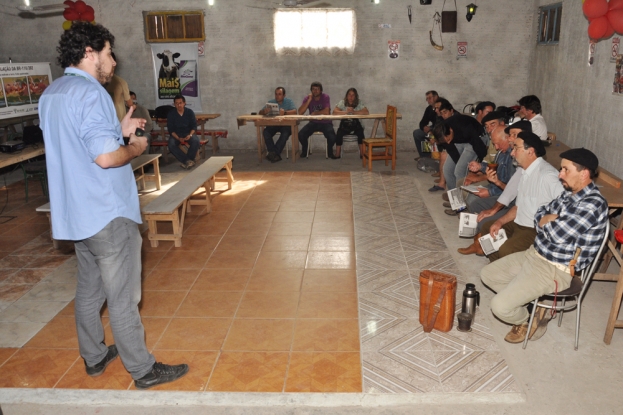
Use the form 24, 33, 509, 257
135, 362, 189, 389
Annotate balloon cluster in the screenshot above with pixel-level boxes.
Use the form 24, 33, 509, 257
62, 1, 95, 30
584, 0, 623, 40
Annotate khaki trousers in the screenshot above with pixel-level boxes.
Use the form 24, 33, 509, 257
480, 246, 572, 325
480, 220, 537, 261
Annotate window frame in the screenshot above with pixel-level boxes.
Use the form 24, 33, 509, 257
273, 8, 357, 56
537, 3, 562, 45
143, 10, 205, 43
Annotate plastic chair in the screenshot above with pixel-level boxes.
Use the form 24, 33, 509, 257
286, 131, 327, 159
340, 134, 360, 160
21, 160, 48, 202
523, 222, 610, 350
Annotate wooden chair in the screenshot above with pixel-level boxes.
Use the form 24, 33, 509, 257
362, 105, 397, 171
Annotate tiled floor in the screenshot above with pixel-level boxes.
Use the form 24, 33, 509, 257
0, 168, 519, 400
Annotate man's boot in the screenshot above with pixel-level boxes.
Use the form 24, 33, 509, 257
457, 233, 485, 256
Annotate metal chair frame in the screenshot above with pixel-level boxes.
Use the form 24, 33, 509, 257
523, 222, 610, 350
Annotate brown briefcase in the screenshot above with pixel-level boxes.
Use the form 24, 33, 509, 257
419, 270, 457, 332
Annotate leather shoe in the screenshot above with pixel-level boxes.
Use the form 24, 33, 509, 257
442, 202, 451, 208
529, 307, 550, 341
85, 344, 118, 377
442, 193, 449, 202
431, 172, 441, 177
444, 209, 458, 216
271, 153, 282, 163
428, 185, 444, 192
457, 233, 485, 256
135, 362, 189, 389
504, 323, 529, 343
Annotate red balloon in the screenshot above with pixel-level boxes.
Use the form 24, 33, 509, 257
63, 8, 79, 21
81, 9, 94, 22
603, 22, 615, 39
74, 0, 88, 13
588, 16, 609, 39
583, 0, 609, 19
63, 0, 75, 6
607, 9, 623, 33
609, 0, 623, 11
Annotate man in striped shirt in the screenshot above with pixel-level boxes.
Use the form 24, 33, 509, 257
480, 148, 608, 344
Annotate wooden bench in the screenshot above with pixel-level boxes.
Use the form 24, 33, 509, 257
35, 202, 59, 249
37, 155, 164, 248
131, 154, 161, 191
142, 156, 234, 248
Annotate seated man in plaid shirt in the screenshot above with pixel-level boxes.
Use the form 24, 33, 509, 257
480, 148, 608, 344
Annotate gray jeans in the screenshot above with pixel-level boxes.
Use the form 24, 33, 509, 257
443, 143, 477, 190
74, 217, 155, 379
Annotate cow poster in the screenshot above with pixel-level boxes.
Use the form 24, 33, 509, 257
0, 62, 53, 120
151, 43, 202, 112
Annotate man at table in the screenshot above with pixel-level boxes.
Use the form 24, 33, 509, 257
297, 81, 338, 159
39, 21, 188, 389
167, 94, 200, 169
259, 86, 297, 163
480, 148, 608, 343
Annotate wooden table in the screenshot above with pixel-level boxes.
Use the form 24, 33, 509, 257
0, 114, 38, 142
237, 113, 402, 163
0, 145, 45, 170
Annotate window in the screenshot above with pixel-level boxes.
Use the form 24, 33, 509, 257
538, 3, 562, 45
143, 11, 205, 43
274, 9, 356, 55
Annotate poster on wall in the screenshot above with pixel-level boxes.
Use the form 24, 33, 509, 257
614, 55, 622, 95
0, 62, 52, 120
388, 41, 400, 59
457, 41, 468, 59
151, 43, 203, 112
611, 38, 620, 63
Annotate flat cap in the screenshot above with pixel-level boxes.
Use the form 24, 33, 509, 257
481, 111, 506, 125
560, 148, 599, 172
517, 131, 546, 157
504, 120, 532, 134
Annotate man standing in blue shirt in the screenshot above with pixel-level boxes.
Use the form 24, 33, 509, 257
259, 86, 297, 163
167, 94, 200, 169
39, 21, 188, 389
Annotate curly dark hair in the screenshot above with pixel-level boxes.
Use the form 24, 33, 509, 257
57, 21, 115, 69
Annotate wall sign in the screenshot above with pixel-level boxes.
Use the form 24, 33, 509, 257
457, 41, 467, 59
388, 40, 400, 59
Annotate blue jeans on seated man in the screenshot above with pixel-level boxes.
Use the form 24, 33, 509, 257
263, 126, 291, 155
168, 134, 200, 164
443, 143, 477, 191
74, 217, 156, 379
413, 129, 431, 158
298, 122, 336, 157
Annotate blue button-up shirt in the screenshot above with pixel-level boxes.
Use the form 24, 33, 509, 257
534, 181, 608, 271
39, 67, 141, 240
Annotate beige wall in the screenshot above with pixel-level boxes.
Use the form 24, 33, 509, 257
1, 0, 534, 151
529, 0, 623, 177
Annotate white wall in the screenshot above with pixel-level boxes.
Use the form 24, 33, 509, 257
0, 0, 534, 150
529, 0, 623, 177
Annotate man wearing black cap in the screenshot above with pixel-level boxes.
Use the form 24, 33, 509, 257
481, 148, 608, 343
457, 131, 563, 260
